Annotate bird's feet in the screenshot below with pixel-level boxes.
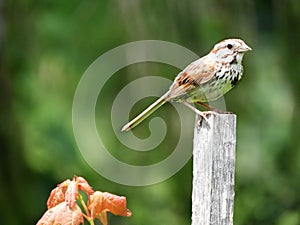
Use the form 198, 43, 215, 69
182, 101, 218, 128
196, 111, 219, 127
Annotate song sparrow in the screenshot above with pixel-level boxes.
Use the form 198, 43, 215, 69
122, 38, 251, 132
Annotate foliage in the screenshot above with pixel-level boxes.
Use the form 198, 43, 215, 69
37, 176, 131, 225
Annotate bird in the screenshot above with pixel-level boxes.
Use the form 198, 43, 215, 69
121, 38, 251, 132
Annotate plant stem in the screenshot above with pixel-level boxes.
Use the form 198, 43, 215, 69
78, 193, 95, 225
78, 193, 90, 217
88, 218, 95, 225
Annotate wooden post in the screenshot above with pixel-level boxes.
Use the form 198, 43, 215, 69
192, 114, 236, 225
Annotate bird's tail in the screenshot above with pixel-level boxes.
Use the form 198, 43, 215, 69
121, 93, 169, 132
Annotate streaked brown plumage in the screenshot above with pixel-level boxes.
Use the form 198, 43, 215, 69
122, 38, 251, 132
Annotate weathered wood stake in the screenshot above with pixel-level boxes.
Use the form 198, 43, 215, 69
192, 114, 236, 225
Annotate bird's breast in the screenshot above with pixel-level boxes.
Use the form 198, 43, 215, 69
185, 63, 243, 102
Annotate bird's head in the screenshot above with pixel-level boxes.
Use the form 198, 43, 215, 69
210, 38, 252, 63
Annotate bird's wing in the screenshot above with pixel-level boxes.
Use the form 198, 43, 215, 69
167, 56, 216, 99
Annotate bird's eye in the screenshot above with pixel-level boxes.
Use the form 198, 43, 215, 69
227, 44, 233, 49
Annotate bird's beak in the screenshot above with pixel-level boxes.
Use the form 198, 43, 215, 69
240, 44, 252, 52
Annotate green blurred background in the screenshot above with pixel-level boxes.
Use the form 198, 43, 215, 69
1, 0, 300, 224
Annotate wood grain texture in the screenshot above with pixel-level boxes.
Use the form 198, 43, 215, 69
192, 114, 236, 225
